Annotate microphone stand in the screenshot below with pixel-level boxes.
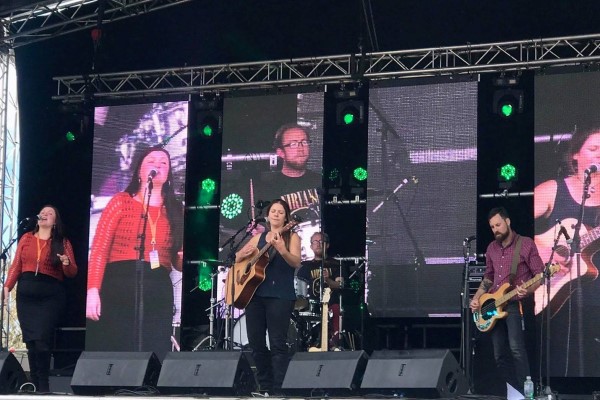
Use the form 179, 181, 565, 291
540, 224, 563, 399
567, 172, 590, 378
135, 178, 153, 351
460, 238, 475, 393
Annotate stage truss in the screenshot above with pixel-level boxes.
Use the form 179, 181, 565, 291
52, 33, 600, 101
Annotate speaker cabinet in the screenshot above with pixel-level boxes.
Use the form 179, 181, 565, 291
282, 351, 368, 396
71, 352, 161, 395
361, 349, 468, 398
0, 353, 26, 394
157, 351, 255, 395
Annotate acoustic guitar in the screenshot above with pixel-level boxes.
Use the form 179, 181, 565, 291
473, 263, 559, 332
225, 220, 298, 309
534, 219, 600, 316
308, 287, 331, 352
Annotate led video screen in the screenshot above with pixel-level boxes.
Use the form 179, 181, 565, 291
86, 101, 188, 360
534, 70, 600, 377
365, 79, 478, 318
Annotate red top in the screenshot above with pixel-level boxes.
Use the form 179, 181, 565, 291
5, 232, 78, 290
88, 192, 182, 291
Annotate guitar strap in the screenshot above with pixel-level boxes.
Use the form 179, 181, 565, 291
509, 235, 523, 286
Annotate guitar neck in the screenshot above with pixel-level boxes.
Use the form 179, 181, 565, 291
497, 272, 544, 306
321, 304, 329, 351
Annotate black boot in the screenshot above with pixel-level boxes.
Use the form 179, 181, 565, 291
35, 351, 51, 393
26, 350, 39, 391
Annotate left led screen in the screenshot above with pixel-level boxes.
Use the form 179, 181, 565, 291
86, 101, 188, 360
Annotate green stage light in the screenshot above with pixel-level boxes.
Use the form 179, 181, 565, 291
500, 103, 514, 117
201, 178, 216, 192
199, 115, 220, 137
498, 163, 518, 181
328, 168, 340, 182
197, 261, 212, 291
336, 100, 364, 126
221, 193, 243, 219
65, 131, 76, 141
353, 167, 368, 181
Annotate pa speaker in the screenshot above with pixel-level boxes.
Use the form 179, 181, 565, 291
282, 351, 368, 396
71, 351, 161, 395
157, 351, 255, 395
0, 353, 26, 394
361, 349, 468, 398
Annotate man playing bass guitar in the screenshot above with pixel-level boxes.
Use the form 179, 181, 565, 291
469, 207, 545, 394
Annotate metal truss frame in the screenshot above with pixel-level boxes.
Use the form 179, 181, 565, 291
52, 33, 600, 101
0, 0, 192, 50
0, 49, 20, 348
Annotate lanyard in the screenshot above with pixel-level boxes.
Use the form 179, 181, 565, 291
143, 204, 162, 249
36, 235, 48, 275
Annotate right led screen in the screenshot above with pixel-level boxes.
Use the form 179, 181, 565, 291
534, 70, 600, 377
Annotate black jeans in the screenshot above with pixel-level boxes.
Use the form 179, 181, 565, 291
245, 296, 294, 391
490, 301, 531, 391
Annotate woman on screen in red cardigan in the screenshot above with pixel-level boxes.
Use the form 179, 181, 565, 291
3, 205, 77, 392
85, 146, 183, 360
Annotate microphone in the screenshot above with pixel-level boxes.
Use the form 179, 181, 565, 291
250, 217, 266, 224
463, 235, 476, 245
584, 164, 600, 175
372, 176, 417, 213
19, 215, 41, 224
255, 200, 270, 209
147, 169, 158, 181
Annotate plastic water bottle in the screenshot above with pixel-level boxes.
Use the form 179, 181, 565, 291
524, 376, 534, 399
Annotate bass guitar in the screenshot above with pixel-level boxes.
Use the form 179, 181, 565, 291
473, 263, 559, 332
534, 219, 600, 316
225, 220, 298, 309
308, 288, 331, 352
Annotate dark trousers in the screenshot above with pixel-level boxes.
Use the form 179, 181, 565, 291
245, 296, 294, 391
490, 301, 531, 390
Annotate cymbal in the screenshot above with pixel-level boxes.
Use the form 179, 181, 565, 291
193, 259, 226, 265
333, 256, 365, 262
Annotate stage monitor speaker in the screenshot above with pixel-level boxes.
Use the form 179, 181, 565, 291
282, 350, 368, 396
71, 351, 161, 395
0, 352, 26, 394
156, 351, 255, 395
361, 349, 468, 398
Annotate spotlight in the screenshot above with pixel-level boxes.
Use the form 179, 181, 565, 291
198, 113, 221, 137
493, 89, 524, 118
336, 100, 364, 126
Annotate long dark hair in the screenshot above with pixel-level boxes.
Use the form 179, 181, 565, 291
124, 146, 184, 259
266, 199, 293, 251
565, 123, 600, 175
33, 205, 65, 267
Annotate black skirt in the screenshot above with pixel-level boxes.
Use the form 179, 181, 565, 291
16, 272, 66, 347
85, 260, 174, 361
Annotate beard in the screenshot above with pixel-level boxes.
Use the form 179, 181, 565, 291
495, 230, 510, 243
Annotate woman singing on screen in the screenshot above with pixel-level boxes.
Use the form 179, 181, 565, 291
86, 146, 183, 359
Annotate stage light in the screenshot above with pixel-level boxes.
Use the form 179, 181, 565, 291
498, 163, 518, 182
201, 178, 216, 193
493, 89, 523, 118
197, 261, 212, 291
196, 111, 222, 138
353, 167, 368, 181
336, 100, 364, 126
65, 131, 76, 141
221, 193, 243, 219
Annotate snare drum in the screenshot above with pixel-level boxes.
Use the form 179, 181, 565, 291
298, 299, 321, 320
232, 314, 299, 353
294, 276, 309, 310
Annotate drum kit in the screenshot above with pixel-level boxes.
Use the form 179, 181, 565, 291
193, 257, 366, 352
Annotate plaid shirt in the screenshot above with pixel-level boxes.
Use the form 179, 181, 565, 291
484, 233, 545, 296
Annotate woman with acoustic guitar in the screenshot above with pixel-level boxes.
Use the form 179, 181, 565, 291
235, 199, 301, 395
534, 124, 600, 376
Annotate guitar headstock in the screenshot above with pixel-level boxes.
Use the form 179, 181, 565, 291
548, 263, 561, 277
322, 287, 331, 304
282, 219, 299, 233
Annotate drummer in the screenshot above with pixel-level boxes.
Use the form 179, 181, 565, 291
296, 232, 344, 348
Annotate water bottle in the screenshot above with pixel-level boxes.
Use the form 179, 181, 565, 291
523, 376, 534, 399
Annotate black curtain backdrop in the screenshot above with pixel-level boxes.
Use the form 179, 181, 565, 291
12, 0, 600, 330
